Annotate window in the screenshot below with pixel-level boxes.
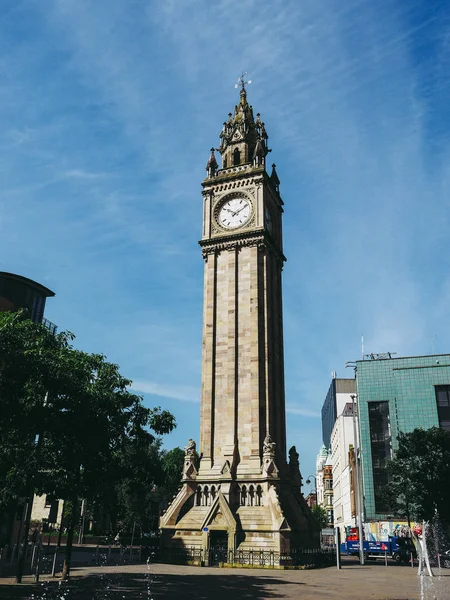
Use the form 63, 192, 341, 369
368, 401, 392, 513
44, 495, 54, 508
435, 386, 450, 432
233, 148, 241, 166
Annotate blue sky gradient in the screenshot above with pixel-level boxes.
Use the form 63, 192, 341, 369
2, 0, 450, 489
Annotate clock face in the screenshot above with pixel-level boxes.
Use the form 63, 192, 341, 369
218, 198, 251, 229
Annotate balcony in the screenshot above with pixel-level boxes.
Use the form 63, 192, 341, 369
41, 317, 57, 335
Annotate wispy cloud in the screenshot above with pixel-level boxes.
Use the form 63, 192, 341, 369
64, 169, 111, 180
286, 404, 321, 418
130, 380, 199, 404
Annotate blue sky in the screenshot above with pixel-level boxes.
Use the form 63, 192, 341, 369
2, 0, 450, 489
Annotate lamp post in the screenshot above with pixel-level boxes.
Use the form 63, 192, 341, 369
350, 394, 365, 565
305, 475, 317, 505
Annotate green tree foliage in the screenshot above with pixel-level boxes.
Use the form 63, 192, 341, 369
0, 312, 176, 577
386, 427, 450, 525
311, 504, 328, 529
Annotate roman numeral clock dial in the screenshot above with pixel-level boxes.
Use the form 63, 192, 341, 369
218, 198, 251, 229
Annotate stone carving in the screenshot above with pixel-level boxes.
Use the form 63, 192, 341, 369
184, 438, 196, 457
289, 445, 299, 465
288, 445, 302, 488
183, 439, 198, 480
263, 435, 276, 456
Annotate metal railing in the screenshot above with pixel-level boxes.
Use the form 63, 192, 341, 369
41, 317, 57, 335
0, 544, 335, 578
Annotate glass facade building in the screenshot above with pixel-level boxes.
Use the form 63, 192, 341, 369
356, 354, 450, 521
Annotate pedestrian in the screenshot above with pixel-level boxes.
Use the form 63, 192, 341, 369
30, 529, 39, 544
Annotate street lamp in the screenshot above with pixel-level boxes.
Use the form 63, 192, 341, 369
350, 394, 365, 566
305, 475, 317, 506
305, 475, 316, 488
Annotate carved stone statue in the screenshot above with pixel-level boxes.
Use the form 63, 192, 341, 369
263, 435, 276, 455
184, 438, 196, 457
289, 445, 299, 465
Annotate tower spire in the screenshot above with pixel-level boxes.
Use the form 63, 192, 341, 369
235, 71, 252, 92
212, 74, 271, 172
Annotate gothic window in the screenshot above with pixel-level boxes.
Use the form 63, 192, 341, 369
256, 485, 263, 506
223, 156, 228, 168
204, 486, 209, 506
211, 486, 216, 501
196, 487, 202, 506
233, 148, 241, 166
241, 485, 247, 506
248, 485, 255, 506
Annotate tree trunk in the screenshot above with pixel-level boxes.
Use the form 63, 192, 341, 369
15, 493, 33, 583
62, 495, 79, 579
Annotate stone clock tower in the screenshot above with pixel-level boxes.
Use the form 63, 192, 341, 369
160, 80, 316, 556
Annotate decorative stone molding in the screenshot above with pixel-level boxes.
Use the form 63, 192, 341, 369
204, 176, 264, 194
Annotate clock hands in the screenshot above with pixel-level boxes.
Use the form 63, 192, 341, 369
231, 205, 248, 218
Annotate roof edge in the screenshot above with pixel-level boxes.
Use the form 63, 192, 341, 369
0, 272, 55, 297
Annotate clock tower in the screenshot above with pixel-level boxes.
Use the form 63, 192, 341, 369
160, 80, 317, 556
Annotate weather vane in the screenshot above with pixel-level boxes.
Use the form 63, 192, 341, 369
235, 71, 251, 91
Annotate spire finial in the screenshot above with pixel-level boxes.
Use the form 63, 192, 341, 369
235, 71, 252, 92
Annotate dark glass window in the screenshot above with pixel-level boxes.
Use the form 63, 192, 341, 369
233, 148, 241, 165
435, 386, 450, 432
368, 401, 391, 513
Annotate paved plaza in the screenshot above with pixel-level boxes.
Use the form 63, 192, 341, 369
0, 559, 449, 600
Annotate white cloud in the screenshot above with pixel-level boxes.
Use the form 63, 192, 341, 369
130, 379, 199, 404
286, 404, 321, 418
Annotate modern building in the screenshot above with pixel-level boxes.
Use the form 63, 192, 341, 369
321, 377, 356, 448
160, 81, 317, 557
0, 272, 56, 332
0, 272, 57, 546
356, 354, 450, 524
330, 400, 356, 539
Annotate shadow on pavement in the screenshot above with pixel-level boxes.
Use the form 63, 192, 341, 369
0, 571, 301, 600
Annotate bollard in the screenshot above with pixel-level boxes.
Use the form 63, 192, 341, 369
411, 551, 414, 568
95, 545, 99, 565
335, 528, 341, 570
384, 551, 388, 567
108, 545, 111, 564
138, 545, 142, 564
51, 547, 59, 577
129, 545, 133, 563
31, 545, 37, 570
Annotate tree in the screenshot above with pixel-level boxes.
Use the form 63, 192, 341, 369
0, 312, 176, 579
386, 427, 450, 525
311, 505, 328, 529
98, 445, 185, 539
